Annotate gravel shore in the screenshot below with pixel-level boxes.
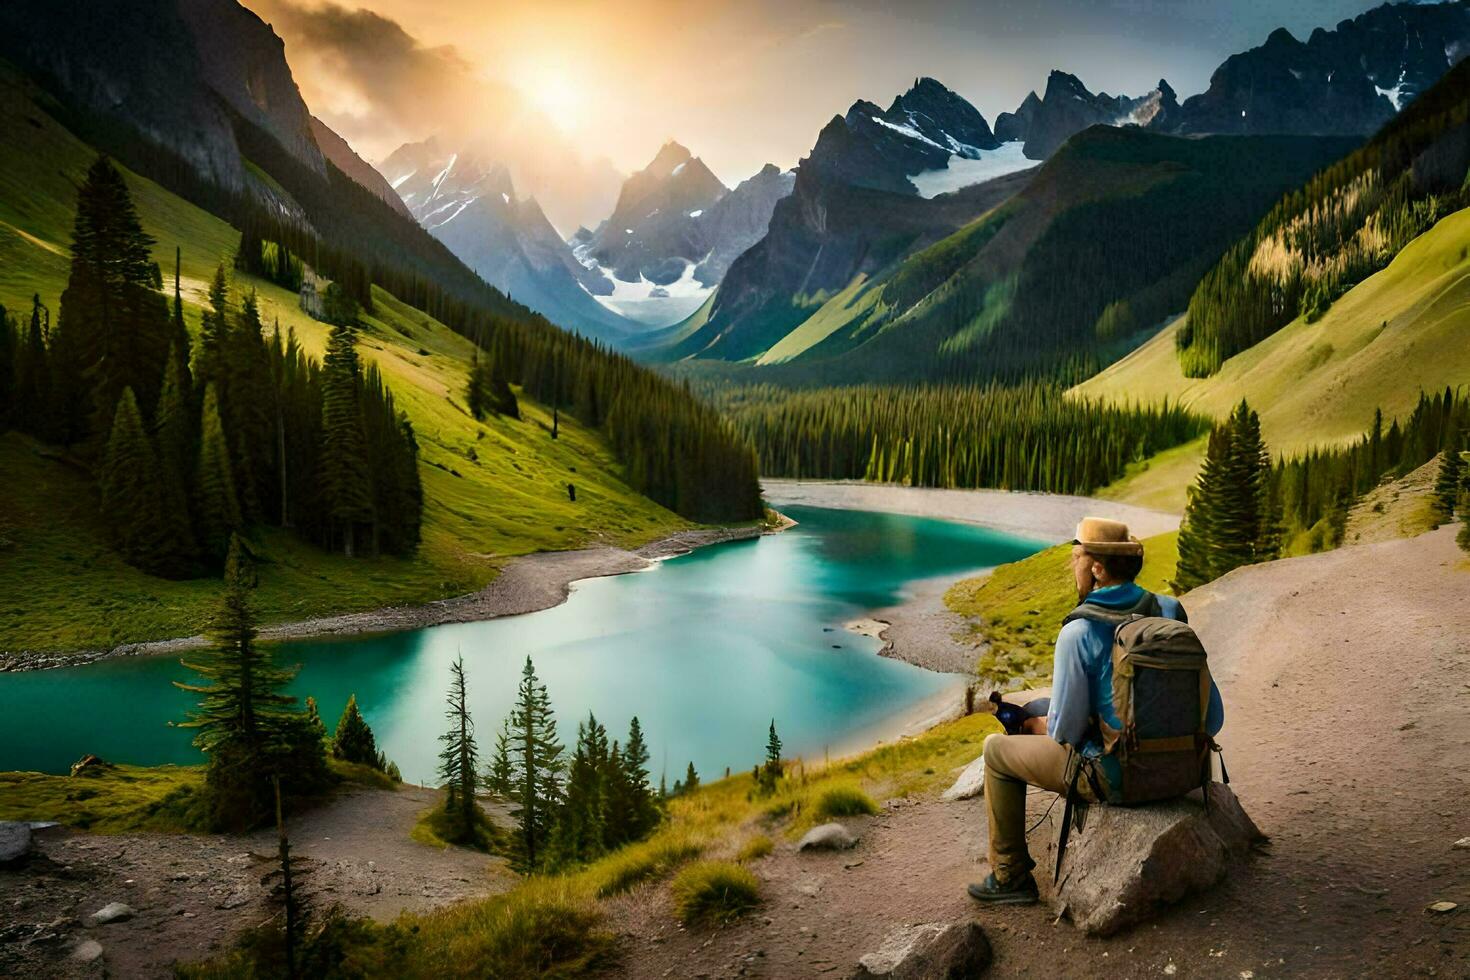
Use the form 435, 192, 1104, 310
2, 526, 763, 672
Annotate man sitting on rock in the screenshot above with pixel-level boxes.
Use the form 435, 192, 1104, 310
967, 517, 1225, 905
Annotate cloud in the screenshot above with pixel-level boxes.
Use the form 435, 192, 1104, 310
247, 0, 525, 161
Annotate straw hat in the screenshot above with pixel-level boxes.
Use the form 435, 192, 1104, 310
1072, 516, 1143, 556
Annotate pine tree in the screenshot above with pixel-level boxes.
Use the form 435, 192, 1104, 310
99, 387, 190, 575
486, 718, 514, 797
758, 719, 784, 794
620, 716, 656, 842
49, 155, 171, 443
196, 263, 232, 399
319, 322, 373, 555
683, 761, 700, 794
507, 655, 564, 870
550, 713, 608, 866
14, 295, 50, 437
436, 655, 486, 846
331, 694, 381, 769
1432, 445, 1463, 526
227, 291, 277, 523
195, 384, 242, 565
466, 350, 488, 421
304, 696, 328, 748
153, 344, 197, 565
175, 535, 324, 830
168, 245, 193, 399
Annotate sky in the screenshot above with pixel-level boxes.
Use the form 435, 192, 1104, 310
246, 0, 1391, 186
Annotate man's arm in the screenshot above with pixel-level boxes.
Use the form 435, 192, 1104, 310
1046, 622, 1092, 747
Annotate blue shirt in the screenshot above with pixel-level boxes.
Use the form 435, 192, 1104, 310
1047, 583, 1225, 786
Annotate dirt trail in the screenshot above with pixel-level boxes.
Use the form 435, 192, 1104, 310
0, 785, 512, 977
605, 527, 1470, 978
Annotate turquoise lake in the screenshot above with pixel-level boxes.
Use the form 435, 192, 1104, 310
0, 506, 1044, 781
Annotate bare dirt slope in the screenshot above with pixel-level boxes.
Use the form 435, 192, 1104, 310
0, 786, 513, 978
605, 527, 1470, 978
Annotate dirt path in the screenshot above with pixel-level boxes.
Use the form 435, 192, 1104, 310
604, 527, 1470, 978
0, 785, 512, 977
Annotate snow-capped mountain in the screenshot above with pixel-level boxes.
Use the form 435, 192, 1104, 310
1165, 3, 1470, 137
381, 139, 630, 341
573, 143, 794, 326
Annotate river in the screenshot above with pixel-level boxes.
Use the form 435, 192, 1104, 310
0, 506, 1043, 781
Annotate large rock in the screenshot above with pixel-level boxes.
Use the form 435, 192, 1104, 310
941, 755, 986, 802
798, 822, 859, 851
852, 921, 992, 979
1049, 783, 1264, 936
0, 821, 32, 864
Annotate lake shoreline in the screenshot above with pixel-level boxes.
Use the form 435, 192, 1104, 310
774, 479, 1180, 676
1, 525, 767, 673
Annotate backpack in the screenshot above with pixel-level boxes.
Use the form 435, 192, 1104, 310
1052, 592, 1226, 882
1061, 591, 1219, 805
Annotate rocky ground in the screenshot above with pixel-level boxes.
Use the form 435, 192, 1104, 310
0, 786, 513, 977
601, 526, 1470, 978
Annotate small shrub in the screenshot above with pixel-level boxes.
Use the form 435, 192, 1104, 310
671, 861, 761, 928
414, 880, 613, 979
736, 835, 773, 862
585, 834, 703, 897
812, 784, 878, 821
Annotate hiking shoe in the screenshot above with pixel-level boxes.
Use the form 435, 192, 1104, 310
967, 872, 1039, 905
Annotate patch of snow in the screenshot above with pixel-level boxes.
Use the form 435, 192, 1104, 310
427, 196, 476, 229
672, 162, 686, 176
390, 169, 416, 190
501, 192, 511, 204
688, 209, 704, 218
1375, 67, 1410, 111
625, 228, 634, 234
428, 153, 458, 203
909, 142, 1034, 199
870, 114, 947, 152
578, 255, 714, 327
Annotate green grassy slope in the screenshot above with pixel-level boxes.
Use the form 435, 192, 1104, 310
944, 531, 1180, 685
0, 68, 688, 653
1073, 206, 1470, 456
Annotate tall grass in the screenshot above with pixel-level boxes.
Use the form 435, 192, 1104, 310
670, 861, 762, 927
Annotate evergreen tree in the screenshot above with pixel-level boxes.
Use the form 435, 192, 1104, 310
331, 694, 382, 769
49, 155, 171, 442
195, 384, 242, 565
507, 656, 564, 870
486, 718, 514, 798
196, 263, 232, 399
99, 387, 190, 576
758, 719, 783, 794
1432, 445, 1463, 526
436, 655, 486, 846
168, 245, 193, 399
226, 291, 277, 523
466, 351, 488, 421
683, 761, 700, 794
175, 535, 325, 830
153, 344, 197, 565
319, 322, 373, 555
620, 716, 657, 842
304, 696, 328, 748
550, 713, 608, 866
14, 296, 50, 437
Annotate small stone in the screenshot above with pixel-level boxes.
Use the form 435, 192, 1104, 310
1426, 901, 1457, 914
1452, 838, 1470, 850
798, 823, 859, 851
84, 902, 135, 927
71, 939, 104, 963
853, 921, 992, 979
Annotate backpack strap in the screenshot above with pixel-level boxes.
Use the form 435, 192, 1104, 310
1061, 590, 1162, 629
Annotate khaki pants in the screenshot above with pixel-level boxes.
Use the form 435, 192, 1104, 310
983, 733, 1101, 884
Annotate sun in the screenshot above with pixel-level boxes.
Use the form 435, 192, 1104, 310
519, 62, 585, 133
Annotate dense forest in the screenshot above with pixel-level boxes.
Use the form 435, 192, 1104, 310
1178, 59, 1470, 376
707, 382, 1207, 495
0, 157, 421, 576
1174, 388, 1469, 590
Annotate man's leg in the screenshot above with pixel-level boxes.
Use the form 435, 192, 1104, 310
981, 733, 1072, 883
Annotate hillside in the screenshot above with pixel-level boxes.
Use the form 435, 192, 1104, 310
1074, 205, 1470, 456
677, 128, 1352, 385
0, 65, 695, 653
